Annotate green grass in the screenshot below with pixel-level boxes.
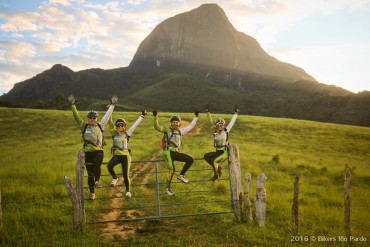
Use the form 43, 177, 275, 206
0, 107, 370, 246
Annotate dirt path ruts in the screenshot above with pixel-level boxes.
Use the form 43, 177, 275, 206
99, 121, 203, 243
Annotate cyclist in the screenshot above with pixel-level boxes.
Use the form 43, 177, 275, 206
153, 109, 199, 195
204, 105, 238, 181
68, 95, 118, 200
107, 110, 147, 198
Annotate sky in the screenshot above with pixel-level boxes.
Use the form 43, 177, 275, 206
1, 0, 370, 95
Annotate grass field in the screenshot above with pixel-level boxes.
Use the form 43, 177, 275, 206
0, 107, 369, 246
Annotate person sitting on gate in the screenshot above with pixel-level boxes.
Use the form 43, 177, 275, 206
153, 109, 199, 196
68, 95, 118, 200
203, 104, 238, 181
106, 110, 147, 198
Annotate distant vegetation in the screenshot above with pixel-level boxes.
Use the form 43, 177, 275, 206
1, 107, 369, 246
1, 65, 369, 127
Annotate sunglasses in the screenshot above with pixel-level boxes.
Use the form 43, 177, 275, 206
89, 117, 97, 120
116, 124, 125, 128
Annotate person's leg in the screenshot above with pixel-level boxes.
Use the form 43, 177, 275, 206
213, 150, 228, 177
85, 152, 96, 194
172, 152, 193, 175
107, 155, 121, 186
121, 155, 131, 192
107, 155, 121, 179
163, 150, 175, 190
204, 151, 218, 176
93, 150, 104, 187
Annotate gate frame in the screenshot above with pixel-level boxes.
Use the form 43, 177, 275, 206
64, 144, 242, 230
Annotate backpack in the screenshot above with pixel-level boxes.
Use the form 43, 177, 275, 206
214, 128, 229, 149
111, 131, 131, 154
162, 128, 181, 150
82, 123, 106, 147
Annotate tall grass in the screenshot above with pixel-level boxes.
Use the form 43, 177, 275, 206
0, 107, 369, 246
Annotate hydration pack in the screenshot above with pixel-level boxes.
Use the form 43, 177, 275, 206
214, 128, 229, 149
162, 128, 181, 150
82, 123, 106, 147
111, 131, 131, 154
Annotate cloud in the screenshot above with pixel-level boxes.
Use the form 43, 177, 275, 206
0, 41, 36, 62
127, 0, 146, 5
0, 0, 369, 94
223, 0, 370, 45
0, 11, 40, 32
271, 42, 370, 92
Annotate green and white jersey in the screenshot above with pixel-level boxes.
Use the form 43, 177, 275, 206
207, 112, 237, 150
71, 104, 115, 152
108, 114, 145, 155
154, 115, 198, 150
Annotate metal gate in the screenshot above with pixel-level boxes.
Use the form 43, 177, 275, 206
84, 158, 234, 224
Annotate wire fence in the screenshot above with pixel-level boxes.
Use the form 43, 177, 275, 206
83, 158, 234, 224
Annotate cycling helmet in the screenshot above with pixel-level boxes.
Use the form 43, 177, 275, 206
87, 110, 98, 118
170, 115, 181, 122
115, 118, 127, 127
214, 118, 225, 125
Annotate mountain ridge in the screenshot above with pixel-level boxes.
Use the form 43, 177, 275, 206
0, 4, 369, 127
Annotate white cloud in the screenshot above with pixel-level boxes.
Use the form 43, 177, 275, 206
0, 12, 40, 33
127, 0, 146, 5
0, 23, 18, 32
224, 0, 370, 45
0, 0, 369, 94
49, 0, 73, 6
271, 42, 370, 92
0, 41, 36, 62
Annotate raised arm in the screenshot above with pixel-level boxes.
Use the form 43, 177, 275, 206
205, 104, 213, 126
127, 110, 147, 136
107, 114, 115, 132
153, 109, 166, 133
180, 108, 199, 135
99, 95, 118, 128
226, 105, 239, 132
206, 112, 213, 126
68, 95, 84, 130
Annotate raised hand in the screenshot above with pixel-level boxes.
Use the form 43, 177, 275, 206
68, 95, 75, 105
205, 104, 210, 112
152, 109, 158, 116
194, 107, 199, 117
142, 109, 148, 116
111, 95, 118, 105
234, 104, 239, 113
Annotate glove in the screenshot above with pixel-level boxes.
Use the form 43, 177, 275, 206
68, 95, 75, 105
194, 107, 199, 117
234, 104, 239, 113
152, 109, 158, 116
111, 95, 118, 105
205, 104, 210, 113
142, 109, 147, 116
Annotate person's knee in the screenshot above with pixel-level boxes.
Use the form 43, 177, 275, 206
189, 156, 194, 164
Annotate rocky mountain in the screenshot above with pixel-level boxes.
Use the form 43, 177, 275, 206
1, 4, 369, 127
129, 4, 315, 82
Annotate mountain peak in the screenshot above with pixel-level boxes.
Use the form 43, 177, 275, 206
129, 4, 315, 81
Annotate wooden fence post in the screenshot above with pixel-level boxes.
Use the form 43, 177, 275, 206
244, 173, 253, 223
292, 174, 300, 235
63, 149, 86, 231
344, 168, 351, 237
0, 188, 2, 227
228, 144, 243, 223
64, 176, 83, 231
255, 173, 267, 226
76, 149, 85, 223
